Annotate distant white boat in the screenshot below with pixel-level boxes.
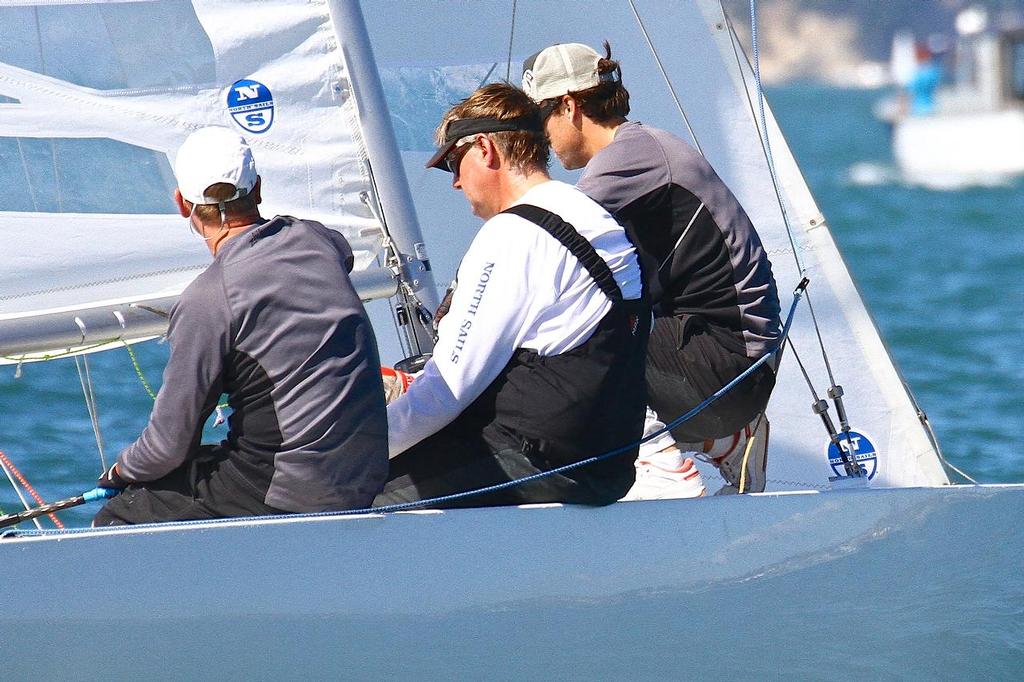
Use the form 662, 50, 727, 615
878, 11, 1024, 188
1, 0, 1022, 676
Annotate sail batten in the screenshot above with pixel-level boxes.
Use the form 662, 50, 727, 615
0, 267, 398, 363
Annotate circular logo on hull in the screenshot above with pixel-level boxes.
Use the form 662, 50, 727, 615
227, 79, 274, 134
826, 429, 878, 479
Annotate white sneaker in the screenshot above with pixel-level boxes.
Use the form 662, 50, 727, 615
696, 416, 770, 495
621, 455, 707, 501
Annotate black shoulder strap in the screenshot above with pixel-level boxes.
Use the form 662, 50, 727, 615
502, 204, 622, 301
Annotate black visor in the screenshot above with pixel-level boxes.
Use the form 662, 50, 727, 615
425, 115, 542, 171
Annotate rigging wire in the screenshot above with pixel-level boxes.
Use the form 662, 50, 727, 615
728, 0, 807, 276
785, 339, 861, 477
15, 138, 40, 212
0, 450, 55, 529
74, 354, 107, 470
49, 138, 63, 212
733, 0, 870, 467
360, 189, 416, 360
928, 424, 979, 484
504, 0, 518, 82
34, 7, 66, 214
802, 290, 839, 385
901, 378, 978, 484
743, 1, 853, 434
626, 0, 705, 157
480, 63, 500, 88
0, 460, 42, 530
372, 244, 408, 360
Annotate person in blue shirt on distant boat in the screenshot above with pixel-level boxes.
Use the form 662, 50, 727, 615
907, 43, 942, 116
377, 83, 649, 508
92, 126, 388, 525
523, 42, 782, 498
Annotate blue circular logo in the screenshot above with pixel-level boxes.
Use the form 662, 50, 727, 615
227, 79, 274, 134
826, 429, 878, 479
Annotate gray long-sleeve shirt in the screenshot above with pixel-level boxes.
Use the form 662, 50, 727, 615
117, 215, 388, 512
578, 122, 781, 358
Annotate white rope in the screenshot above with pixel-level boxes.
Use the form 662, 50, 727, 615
74, 354, 107, 470
0, 458, 43, 530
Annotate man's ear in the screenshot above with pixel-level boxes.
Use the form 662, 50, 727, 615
251, 176, 262, 205
562, 95, 577, 117
480, 135, 501, 169
563, 95, 584, 127
174, 188, 190, 218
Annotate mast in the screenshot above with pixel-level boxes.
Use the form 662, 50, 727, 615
326, 0, 440, 358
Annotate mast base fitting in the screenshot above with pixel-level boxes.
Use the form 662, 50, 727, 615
395, 354, 431, 374
828, 474, 869, 490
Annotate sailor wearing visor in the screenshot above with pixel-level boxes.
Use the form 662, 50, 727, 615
377, 83, 648, 507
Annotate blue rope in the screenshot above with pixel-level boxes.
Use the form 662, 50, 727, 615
5, 287, 806, 538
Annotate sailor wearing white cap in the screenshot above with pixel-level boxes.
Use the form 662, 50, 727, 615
94, 126, 388, 525
524, 42, 781, 497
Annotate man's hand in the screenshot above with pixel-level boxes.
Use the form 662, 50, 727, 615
381, 366, 415, 405
433, 281, 457, 331
97, 463, 130, 490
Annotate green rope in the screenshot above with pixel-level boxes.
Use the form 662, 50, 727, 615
122, 340, 157, 401
122, 340, 228, 411
3, 338, 120, 364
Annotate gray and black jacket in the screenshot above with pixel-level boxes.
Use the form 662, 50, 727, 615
578, 121, 781, 358
116, 215, 388, 512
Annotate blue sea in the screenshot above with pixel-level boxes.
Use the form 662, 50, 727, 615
1, 84, 1021, 527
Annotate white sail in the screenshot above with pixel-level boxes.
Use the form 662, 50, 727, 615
0, 0, 424, 361
365, 0, 948, 488
3, 5, 1023, 675
0, 0, 948, 488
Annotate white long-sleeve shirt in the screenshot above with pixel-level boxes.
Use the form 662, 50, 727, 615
387, 180, 642, 457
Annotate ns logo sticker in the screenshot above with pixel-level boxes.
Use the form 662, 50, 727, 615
227, 79, 274, 134
826, 430, 878, 480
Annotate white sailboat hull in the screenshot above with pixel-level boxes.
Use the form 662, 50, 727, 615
893, 109, 1024, 187
4, 484, 1023, 677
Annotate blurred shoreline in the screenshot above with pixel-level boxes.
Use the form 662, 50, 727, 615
722, 0, 1023, 87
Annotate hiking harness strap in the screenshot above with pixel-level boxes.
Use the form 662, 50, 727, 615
502, 204, 623, 302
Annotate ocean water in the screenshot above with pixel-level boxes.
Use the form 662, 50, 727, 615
770, 85, 1024, 485
0, 84, 1021, 527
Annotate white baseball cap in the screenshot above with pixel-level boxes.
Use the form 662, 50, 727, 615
174, 126, 258, 205
521, 43, 619, 102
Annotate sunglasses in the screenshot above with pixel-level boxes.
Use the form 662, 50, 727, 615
538, 98, 561, 123
444, 134, 480, 177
